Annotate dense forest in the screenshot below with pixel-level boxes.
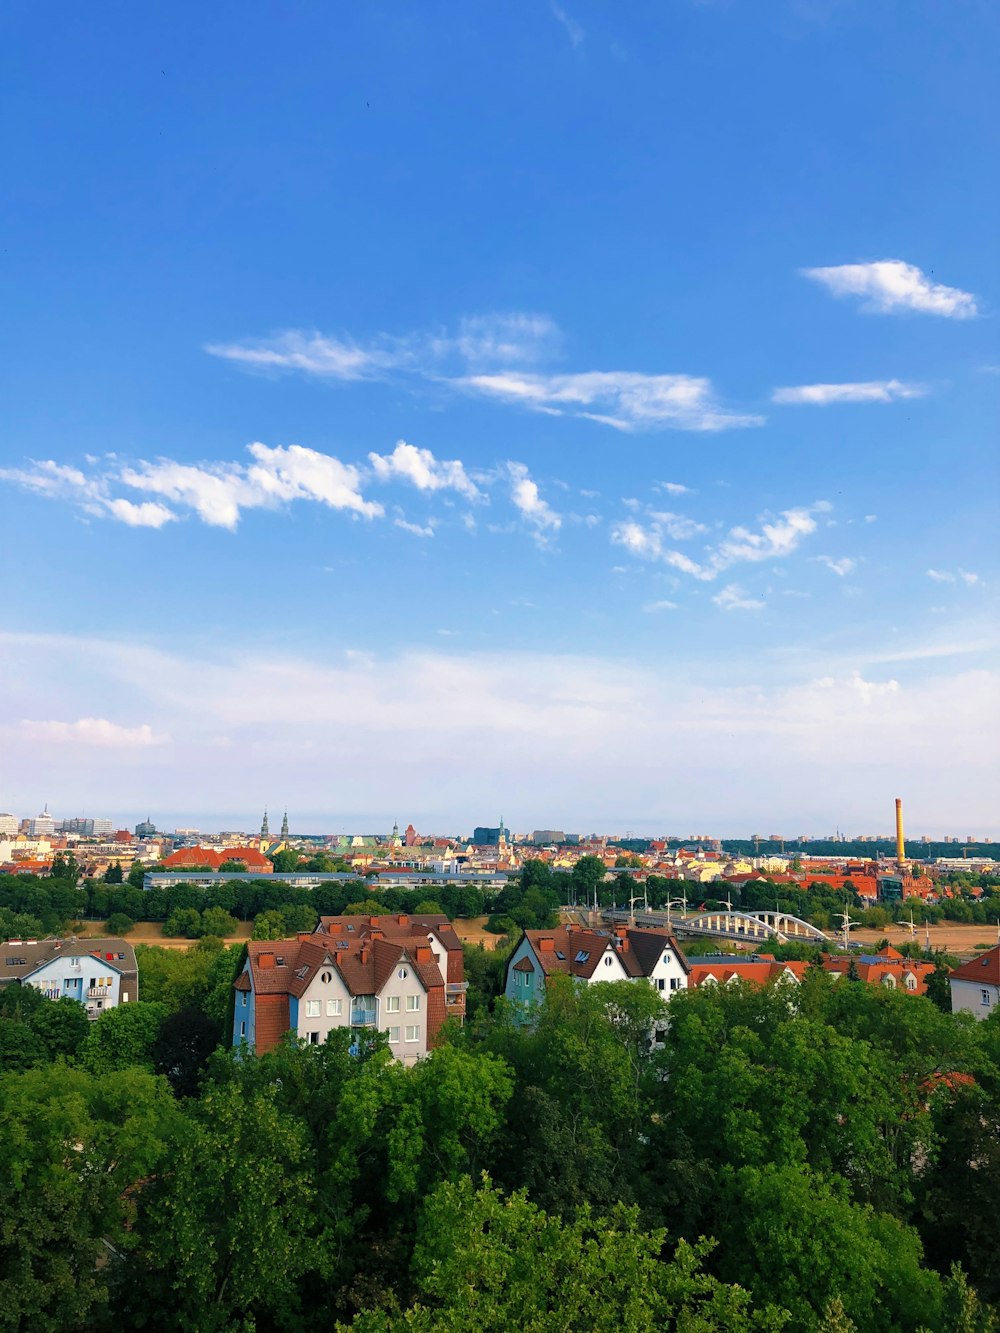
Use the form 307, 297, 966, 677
2, 934, 999, 1332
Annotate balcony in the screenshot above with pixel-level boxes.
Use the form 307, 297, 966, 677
446, 981, 468, 994
350, 999, 378, 1027
87, 987, 109, 998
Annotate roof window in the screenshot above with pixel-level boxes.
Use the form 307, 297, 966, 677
574, 950, 590, 963
275, 956, 285, 966
554, 951, 566, 960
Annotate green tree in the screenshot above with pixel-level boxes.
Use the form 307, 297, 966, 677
103, 860, 124, 884
571, 854, 607, 905
341, 1175, 788, 1332
122, 1080, 316, 1331
0, 1063, 177, 1332
925, 958, 953, 1014
106, 911, 135, 935
199, 906, 239, 938
164, 906, 203, 938
81, 1001, 168, 1074
252, 909, 289, 940
127, 860, 147, 889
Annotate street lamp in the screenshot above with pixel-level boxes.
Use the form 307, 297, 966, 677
663, 896, 687, 928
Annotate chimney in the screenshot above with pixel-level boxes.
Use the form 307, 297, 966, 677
415, 944, 432, 963
538, 937, 555, 953
258, 951, 276, 970
614, 927, 629, 951
397, 914, 410, 927
334, 948, 344, 964
895, 798, 906, 865
360, 944, 370, 965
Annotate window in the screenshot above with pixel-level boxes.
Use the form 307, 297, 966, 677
406, 994, 420, 1012
604, 956, 613, 967
327, 998, 342, 1017
670, 977, 682, 991
306, 1000, 321, 1017
656, 978, 666, 992
906, 975, 917, 991
554, 950, 566, 960
574, 950, 590, 963
275, 956, 285, 966
122, 991, 129, 1002
321, 971, 332, 984
308, 1031, 319, 1044
386, 995, 400, 1013
982, 989, 992, 1007
388, 1026, 400, 1043
663, 954, 672, 964
240, 1021, 246, 1037
241, 992, 247, 1006
398, 967, 409, 980
405, 1024, 420, 1042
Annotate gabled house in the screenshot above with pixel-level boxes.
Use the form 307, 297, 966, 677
233, 932, 447, 1064
503, 924, 689, 1009
949, 943, 1000, 1020
314, 912, 467, 1022
0, 936, 138, 1018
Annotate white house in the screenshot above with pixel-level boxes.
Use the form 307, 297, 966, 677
949, 944, 1000, 1020
0, 936, 138, 1018
503, 924, 689, 1009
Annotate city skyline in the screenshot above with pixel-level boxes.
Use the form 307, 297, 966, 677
2, 3, 998, 832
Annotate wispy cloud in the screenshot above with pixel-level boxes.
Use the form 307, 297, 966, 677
713, 584, 764, 612
208, 312, 757, 434
20, 717, 167, 746
507, 462, 561, 544
368, 440, 481, 499
612, 501, 830, 584
772, 379, 927, 405
0, 460, 177, 529
928, 568, 982, 587
657, 481, 692, 496
206, 312, 559, 382
813, 555, 857, 576
551, 2, 584, 48
642, 599, 679, 613
802, 260, 978, 318
459, 369, 762, 432
393, 517, 436, 538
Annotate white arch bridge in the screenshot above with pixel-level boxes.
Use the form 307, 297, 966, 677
602, 908, 828, 945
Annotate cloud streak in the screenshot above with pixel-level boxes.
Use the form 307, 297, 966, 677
772, 379, 927, 405
459, 370, 763, 432
802, 260, 978, 318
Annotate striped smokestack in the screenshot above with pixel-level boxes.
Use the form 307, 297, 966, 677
895, 798, 905, 864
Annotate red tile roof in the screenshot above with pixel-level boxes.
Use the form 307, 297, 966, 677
950, 944, 1000, 986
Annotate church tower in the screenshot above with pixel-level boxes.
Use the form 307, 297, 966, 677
261, 810, 269, 839
281, 810, 289, 839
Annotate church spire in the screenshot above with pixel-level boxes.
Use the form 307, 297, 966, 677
280, 810, 289, 838
261, 809, 269, 838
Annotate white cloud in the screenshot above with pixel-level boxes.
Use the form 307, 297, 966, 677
647, 511, 708, 540
507, 462, 561, 541
802, 260, 978, 318
207, 312, 558, 383
713, 584, 765, 612
459, 369, 763, 432
102, 498, 177, 528
642, 600, 679, 612
368, 440, 481, 499
3, 632, 997, 830
20, 718, 166, 746
121, 443, 382, 529
551, 2, 584, 47
928, 568, 983, 587
657, 481, 692, 496
394, 518, 435, 538
612, 501, 828, 582
813, 555, 857, 577
772, 379, 927, 405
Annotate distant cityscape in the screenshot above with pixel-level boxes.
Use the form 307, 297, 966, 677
2, 799, 996, 888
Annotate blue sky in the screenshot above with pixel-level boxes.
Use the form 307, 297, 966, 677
2, 0, 997, 836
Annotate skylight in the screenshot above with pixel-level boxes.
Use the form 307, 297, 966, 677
574, 950, 590, 963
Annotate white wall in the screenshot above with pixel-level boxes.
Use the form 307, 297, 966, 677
951, 978, 999, 1020
377, 960, 429, 1066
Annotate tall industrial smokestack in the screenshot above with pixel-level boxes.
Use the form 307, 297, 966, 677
895, 798, 905, 865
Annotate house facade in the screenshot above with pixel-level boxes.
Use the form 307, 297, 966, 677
0, 936, 138, 1018
949, 944, 1000, 1020
503, 924, 690, 1009
233, 931, 448, 1064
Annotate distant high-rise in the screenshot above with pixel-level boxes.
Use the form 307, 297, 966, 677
135, 816, 157, 838
0, 813, 18, 837
28, 805, 55, 838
